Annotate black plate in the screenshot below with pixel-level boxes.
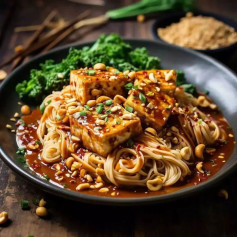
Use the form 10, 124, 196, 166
0, 39, 237, 205
152, 11, 237, 56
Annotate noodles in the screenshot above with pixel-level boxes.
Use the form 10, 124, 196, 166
32, 76, 227, 193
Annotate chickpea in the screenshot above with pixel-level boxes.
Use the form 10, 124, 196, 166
15, 45, 24, 53
145, 127, 157, 136
93, 63, 106, 71
137, 14, 145, 23
21, 105, 31, 115
36, 206, 48, 217
0, 70, 7, 81
0, 211, 8, 224
39, 198, 47, 207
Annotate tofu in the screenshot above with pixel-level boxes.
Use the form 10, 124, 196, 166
70, 67, 128, 105
124, 69, 176, 130
69, 97, 142, 157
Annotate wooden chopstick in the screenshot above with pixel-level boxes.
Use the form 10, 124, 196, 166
41, 14, 108, 53
1, 10, 90, 70
10, 10, 58, 70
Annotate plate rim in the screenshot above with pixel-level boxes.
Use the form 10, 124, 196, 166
0, 38, 237, 206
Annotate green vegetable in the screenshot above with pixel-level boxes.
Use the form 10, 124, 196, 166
88, 69, 95, 75
80, 111, 87, 116
125, 105, 133, 113
17, 156, 26, 164
139, 92, 146, 104
116, 120, 121, 125
96, 104, 104, 114
35, 140, 41, 145
16, 34, 162, 104
182, 84, 197, 95
113, 70, 120, 74
124, 82, 139, 91
16, 147, 26, 155
40, 102, 46, 114
105, 100, 113, 106
43, 174, 50, 181
21, 200, 29, 210
198, 119, 202, 124
175, 70, 186, 86
104, 117, 108, 122
107, 0, 196, 19
28, 235, 34, 237
124, 82, 133, 91
84, 105, 90, 110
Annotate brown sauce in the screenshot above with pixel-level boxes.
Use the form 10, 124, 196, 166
16, 108, 235, 198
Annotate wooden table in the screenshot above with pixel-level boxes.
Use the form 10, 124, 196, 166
0, 0, 237, 236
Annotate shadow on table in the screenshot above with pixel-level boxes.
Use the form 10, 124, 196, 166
39, 169, 237, 237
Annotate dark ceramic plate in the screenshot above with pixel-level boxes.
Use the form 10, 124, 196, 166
152, 11, 237, 56
0, 39, 237, 205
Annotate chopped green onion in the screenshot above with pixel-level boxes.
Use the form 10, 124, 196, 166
21, 200, 29, 210
43, 174, 50, 181
17, 156, 26, 164
88, 69, 95, 76
116, 120, 121, 125
40, 102, 46, 114
105, 100, 113, 106
105, 117, 108, 122
28, 235, 34, 237
106, 109, 111, 114
113, 70, 120, 75
80, 110, 87, 116
16, 147, 26, 155
124, 82, 133, 91
139, 93, 146, 104
63, 183, 68, 188
106, 66, 110, 70
56, 114, 61, 120
198, 119, 202, 124
35, 140, 41, 145
84, 105, 90, 110
96, 104, 104, 114
125, 105, 133, 113
133, 85, 139, 89
47, 100, 51, 104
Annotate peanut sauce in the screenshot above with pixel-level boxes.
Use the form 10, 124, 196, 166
16, 108, 235, 198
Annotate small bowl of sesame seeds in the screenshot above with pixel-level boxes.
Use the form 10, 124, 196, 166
152, 11, 237, 57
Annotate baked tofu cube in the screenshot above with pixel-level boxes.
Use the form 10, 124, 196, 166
70, 67, 128, 105
69, 97, 142, 157
124, 69, 176, 130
